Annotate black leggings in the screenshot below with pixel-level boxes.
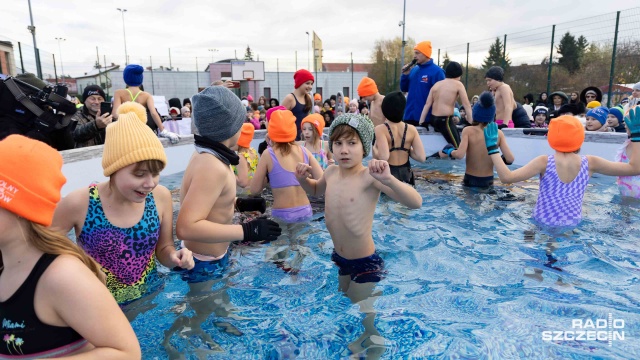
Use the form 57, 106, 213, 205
431, 115, 461, 148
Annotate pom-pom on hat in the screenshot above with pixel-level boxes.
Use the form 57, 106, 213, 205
301, 113, 325, 136
445, 62, 463, 78
472, 92, 496, 123
586, 101, 601, 109
548, 115, 585, 152
485, 66, 504, 82
586, 106, 609, 125
123, 64, 144, 87
357, 77, 378, 97
414, 41, 432, 58
247, 95, 254, 102
381, 91, 406, 123
102, 102, 167, 176
268, 110, 297, 143
329, 113, 374, 157
0, 135, 66, 226
294, 69, 314, 89
237, 123, 255, 148
192, 86, 246, 142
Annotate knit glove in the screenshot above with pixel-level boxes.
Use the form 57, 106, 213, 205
483, 122, 500, 155
442, 144, 455, 157
625, 106, 640, 142
241, 217, 281, 243
236, 197, 267, 213
159, 129, 180, 144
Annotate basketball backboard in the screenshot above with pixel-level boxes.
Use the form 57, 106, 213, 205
231, 61, 265, 81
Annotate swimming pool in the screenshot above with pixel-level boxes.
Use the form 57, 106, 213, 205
127, 159, 640, 359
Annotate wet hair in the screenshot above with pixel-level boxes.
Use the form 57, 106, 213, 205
329, 124, 360, 145
133, 159, 165, 175
272, 141, 297, 156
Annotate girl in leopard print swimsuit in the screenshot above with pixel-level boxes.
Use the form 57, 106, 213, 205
53, 103, 194, 305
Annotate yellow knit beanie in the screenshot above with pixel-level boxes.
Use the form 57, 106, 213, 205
102, 102, 167, 176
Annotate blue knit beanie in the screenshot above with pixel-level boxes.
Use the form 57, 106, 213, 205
192, 86, 246, 142
472, 92, 496, 123
453, 107, 460, 118
586, 106, 608, 125
123, 64, 144, 86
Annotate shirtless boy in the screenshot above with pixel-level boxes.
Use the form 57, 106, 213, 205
357, 77, 385, 126
112, 64, 179, 143
485, 66, 516, 128
295, 113, 422, 354
419, 62, 472, 149
442, 92, 514, 188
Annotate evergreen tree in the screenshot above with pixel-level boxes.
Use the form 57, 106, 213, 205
482, 37, 511, 70
442, 52, 451, 69
557, 32, 582, 74
243, 45, 254, 61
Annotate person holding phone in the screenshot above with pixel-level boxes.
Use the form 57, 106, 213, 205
71, 85, 112, 148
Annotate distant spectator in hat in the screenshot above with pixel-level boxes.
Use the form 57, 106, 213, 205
313, 93, 322, 108
585, 106, 609, 132
606, 106, 626, 133
623, 82, 640, 114
580, 86, 603, 105
532, 107, 549, 128
71, 85, 112, 148
548, 91, 568, 121
400, 40, 446, 127
181, 106, 191, 118
471, 95, 480, 106
169, 107, 181, 120
183, 98, 192, 111
558, 103, 580, 116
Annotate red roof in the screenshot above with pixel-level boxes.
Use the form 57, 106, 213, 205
322, 63, 372, 73
599, 84, 633, 92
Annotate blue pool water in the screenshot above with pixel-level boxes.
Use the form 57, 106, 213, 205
129, 159, 640, 359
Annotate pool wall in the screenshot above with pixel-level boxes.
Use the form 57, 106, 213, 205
60, 129, 627, 196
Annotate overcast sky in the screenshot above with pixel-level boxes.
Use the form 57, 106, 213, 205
1, 1, 636, 76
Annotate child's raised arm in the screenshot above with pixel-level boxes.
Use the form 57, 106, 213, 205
296, 163, 328, 197
589, 106, 640, 176
484, 122, 546, 183
369, 159, 422, 209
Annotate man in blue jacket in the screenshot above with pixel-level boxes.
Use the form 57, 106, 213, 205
400, 41, 445, 128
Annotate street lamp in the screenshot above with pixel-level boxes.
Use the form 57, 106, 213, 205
208, 48, 218, 63
400, 0, 407, 67
314, 49, 319, 92
116, 8, 128, 65
306, 31, 310, 70
55, 37, 66, 82
27, 0, 42, 78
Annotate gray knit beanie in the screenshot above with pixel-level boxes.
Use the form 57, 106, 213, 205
192, 86, 245, 142
329, 113, 374, 156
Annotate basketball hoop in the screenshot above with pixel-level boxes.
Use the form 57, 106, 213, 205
245, 78, 253, 82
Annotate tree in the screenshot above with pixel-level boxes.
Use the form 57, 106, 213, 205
442, 52, 451, 70
243, 45, 254, 61
482, 37, 511, 70
557, 32, 583, 75
368, 36, 417, 93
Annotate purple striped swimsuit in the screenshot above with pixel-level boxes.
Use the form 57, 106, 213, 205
532, 155, 589, 227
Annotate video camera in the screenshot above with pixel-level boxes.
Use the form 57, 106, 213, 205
0, 74, 78, 150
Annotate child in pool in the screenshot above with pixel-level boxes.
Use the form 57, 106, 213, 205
232, 123, 259, 191
299, 113, 334, 170
616, 106, 640, 198
485, 110, 640, 227
177, 86, 281, 282
295, 113, 422, 353
373, 91, 426, 185
442, 92, 515, 188
53, 102, 194, 305
250, 109, 324, 223
1, 135, 141, 358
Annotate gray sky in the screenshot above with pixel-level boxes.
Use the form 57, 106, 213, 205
2, 1, 636, 76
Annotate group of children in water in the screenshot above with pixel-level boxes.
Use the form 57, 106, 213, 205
1, 62, 640, 357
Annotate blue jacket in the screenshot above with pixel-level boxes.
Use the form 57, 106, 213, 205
400, 59, 445, 122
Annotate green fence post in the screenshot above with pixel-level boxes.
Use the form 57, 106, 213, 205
546, 25, 555, 96
437, 49, 440, 67
607, 11, 621, 108
502, 34, 507, 68
18, 42, 25, 74
465, 43, 469, 89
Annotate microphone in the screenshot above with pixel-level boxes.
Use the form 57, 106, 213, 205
402, 59, 417, 72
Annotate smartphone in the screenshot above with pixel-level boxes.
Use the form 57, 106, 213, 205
100, 102, 112, 116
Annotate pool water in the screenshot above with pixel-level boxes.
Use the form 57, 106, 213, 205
129, 159, 640, 359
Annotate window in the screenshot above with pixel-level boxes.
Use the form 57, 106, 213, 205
264, 87, 271, 100
343, 87, 349, 98
316, 87, 322, 98
221, 71, 232, 78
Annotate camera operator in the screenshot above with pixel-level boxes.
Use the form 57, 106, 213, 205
71, 85, 112, 148
0, 73, 76, 150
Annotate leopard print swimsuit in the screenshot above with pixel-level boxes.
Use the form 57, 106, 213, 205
77, 184, 161, 305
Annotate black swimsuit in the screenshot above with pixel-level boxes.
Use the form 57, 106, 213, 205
385, 123, 415, 185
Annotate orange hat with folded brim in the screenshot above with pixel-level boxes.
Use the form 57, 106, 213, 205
547, 115, 585, 152
414, 41, 433, 58
357, 77, 378, 97
314, 93, 321, 101
237, 123, 255, 148
301, 113, 325, 136
268, 110, 297, 143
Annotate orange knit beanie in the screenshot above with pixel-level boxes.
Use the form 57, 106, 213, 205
268, 110, 297, 143
301, 113, 325, 136
237, 123, 255, 148
0, 135, 66, 226
414, 41, 433, 58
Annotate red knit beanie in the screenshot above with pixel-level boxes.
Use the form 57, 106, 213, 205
294, 69, 314, 89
